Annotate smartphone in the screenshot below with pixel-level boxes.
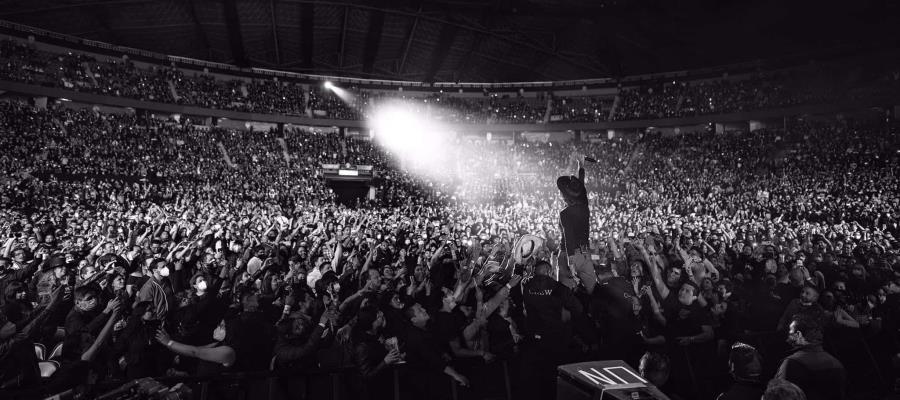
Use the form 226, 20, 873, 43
385, 337, 399, 353
384, 337, 406, 364
513, 264, 525, 276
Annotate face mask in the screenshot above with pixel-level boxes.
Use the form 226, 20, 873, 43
77, 298, 98, 312
159, 267, 170, 277
213, 326, 226, 342
196, 280, 208, 291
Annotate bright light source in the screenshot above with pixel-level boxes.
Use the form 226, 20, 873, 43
323, 81, 334, 90
367, 101, 455, 182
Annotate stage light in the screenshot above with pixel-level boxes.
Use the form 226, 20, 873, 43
324, 81, 354, 104
367, 101, 455, 182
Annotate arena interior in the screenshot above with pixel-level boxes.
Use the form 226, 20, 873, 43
0, 1, 899, 399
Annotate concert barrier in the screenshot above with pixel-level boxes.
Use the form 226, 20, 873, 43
32, 360, 515, 400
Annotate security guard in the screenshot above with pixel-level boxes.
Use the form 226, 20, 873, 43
520, 260, 583, 400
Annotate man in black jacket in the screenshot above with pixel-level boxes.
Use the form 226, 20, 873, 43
0, 285, 66, 390
62, 285, 117, 361
718, 343, 766, 400
521, 260, 583, 400
775, 314, 846, 400
0, 256, 38, 307
352, 306, 402, 400
402, 302, 469, 399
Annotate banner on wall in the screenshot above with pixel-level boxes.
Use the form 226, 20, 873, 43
582, 131, 607, 142
521, 132, 551, 142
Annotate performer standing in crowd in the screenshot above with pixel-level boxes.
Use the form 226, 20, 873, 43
556, 153, 597, 295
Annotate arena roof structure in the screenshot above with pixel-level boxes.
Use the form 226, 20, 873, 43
0, 0, 896, 82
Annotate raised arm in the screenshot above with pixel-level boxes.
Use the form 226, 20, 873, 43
274, 310, 335, 365
646, 251, 671, 300
463, 275, 523, 342
82, 308, 120, 362
607, 236, 622, 261
331, 240, 343, 274
156, 329, 236, 367
2, 237, 14, 258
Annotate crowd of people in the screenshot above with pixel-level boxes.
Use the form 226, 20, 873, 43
3, 37, 898, 125
2, 32, 900, 400
0, 90, 898, 400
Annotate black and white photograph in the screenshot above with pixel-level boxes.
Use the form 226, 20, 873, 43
0, 0, 898, 399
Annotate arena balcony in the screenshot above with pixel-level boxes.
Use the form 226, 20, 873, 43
1, 19, 899, 134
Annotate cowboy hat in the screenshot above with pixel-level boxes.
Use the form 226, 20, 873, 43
512, 234, 544, 265
556, 176, 586, 202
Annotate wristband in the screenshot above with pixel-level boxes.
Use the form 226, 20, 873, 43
505, 283, 513, 290
318, 322, 327, 329
166, 340, 174, 348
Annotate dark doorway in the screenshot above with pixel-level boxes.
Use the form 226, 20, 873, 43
326, 180, 370, 207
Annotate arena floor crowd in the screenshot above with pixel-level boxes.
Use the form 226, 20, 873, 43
1, 37, 900, 400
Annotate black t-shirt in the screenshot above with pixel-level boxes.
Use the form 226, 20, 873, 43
403, 325, 446, 373
523, 275, 582, 342
231, 312, 275, 372
559, 203, 590, 255
665, 302, 712, 339
486, 313, 516, 358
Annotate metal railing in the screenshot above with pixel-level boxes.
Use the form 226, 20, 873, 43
30, 360, 516, 400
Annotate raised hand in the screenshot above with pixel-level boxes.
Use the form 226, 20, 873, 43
104, 298, 121, 314
383, 348, 403, 365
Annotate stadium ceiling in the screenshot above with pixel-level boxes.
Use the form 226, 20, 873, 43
0, 0, 896, 82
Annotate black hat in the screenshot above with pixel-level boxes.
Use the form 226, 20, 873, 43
556, 175, 586, 203
41, 255, 67, 272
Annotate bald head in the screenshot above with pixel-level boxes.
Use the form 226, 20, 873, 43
534, 260, 552, 276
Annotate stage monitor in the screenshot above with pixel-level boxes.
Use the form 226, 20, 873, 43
557, 360, 670, 400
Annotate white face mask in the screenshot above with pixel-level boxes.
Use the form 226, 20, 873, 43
196, 280, 208, 292
159, 267, 170, 277
213, 326, 226, 342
